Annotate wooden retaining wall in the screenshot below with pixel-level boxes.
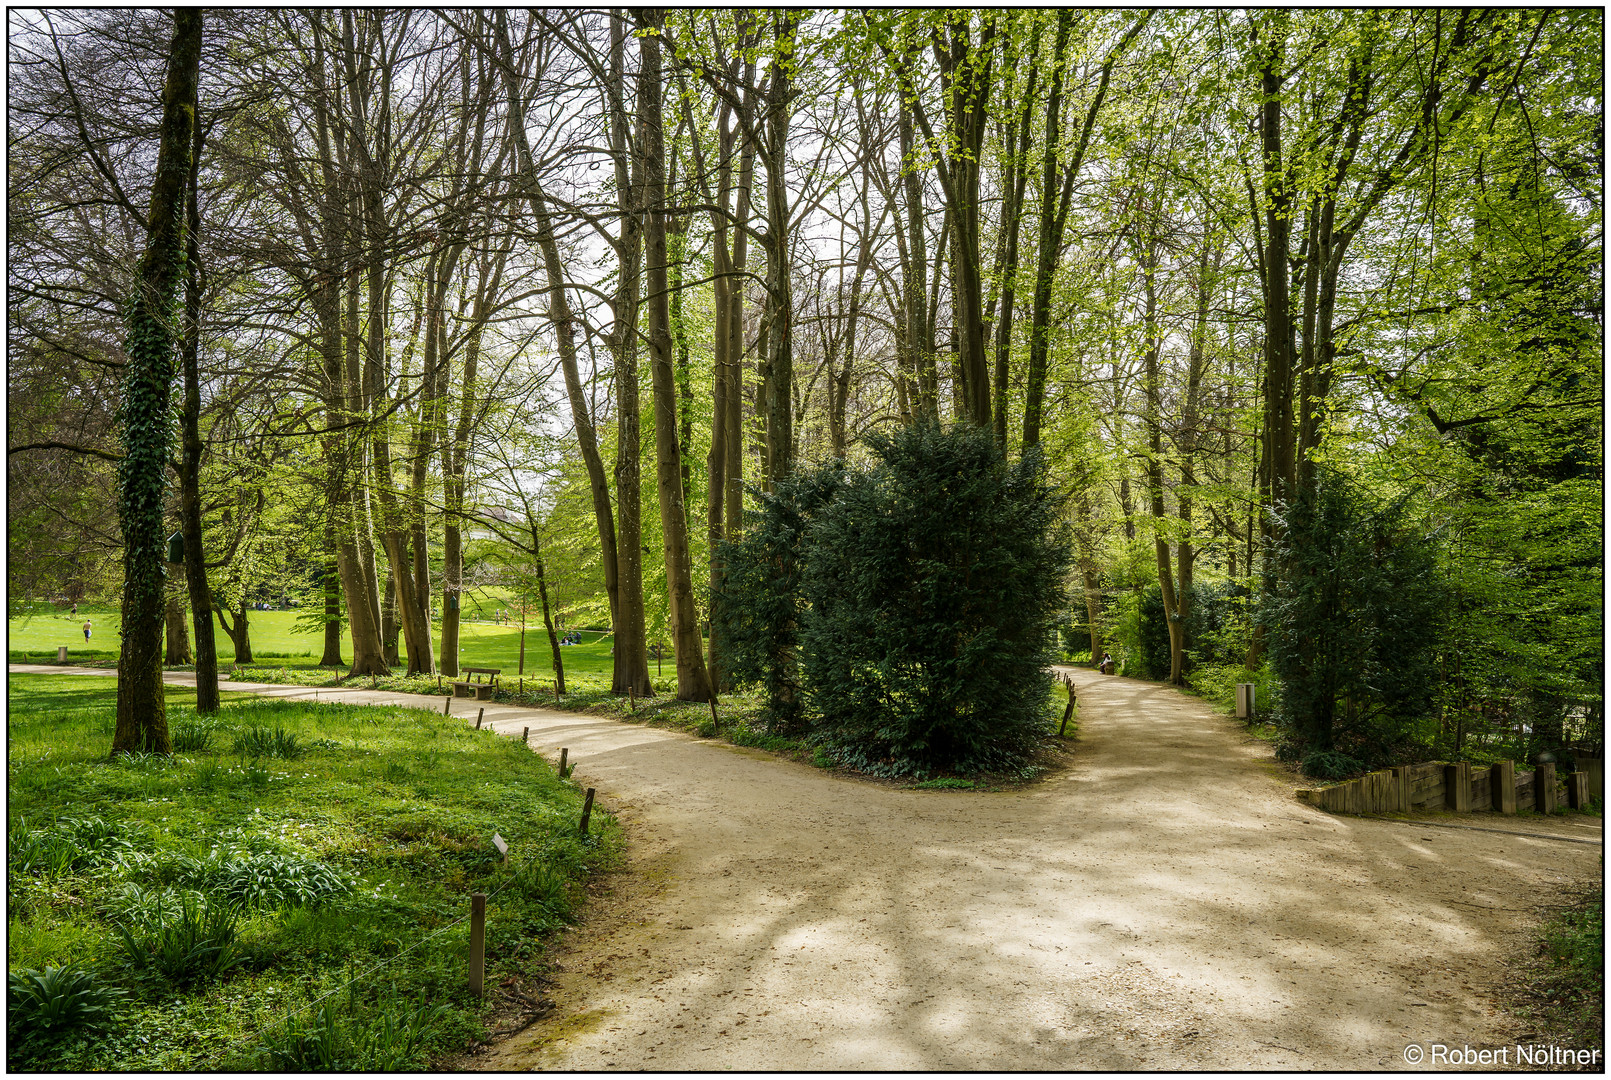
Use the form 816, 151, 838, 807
1299, 759, 1599, 816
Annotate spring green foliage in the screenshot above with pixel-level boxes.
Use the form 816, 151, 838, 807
6, 674, 617, 1070
1262, 471, 1443, 766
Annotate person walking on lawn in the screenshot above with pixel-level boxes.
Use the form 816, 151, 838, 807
83, 620, 93, 643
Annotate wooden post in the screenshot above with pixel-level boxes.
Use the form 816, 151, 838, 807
1394, 765, 1412, 813
522, 726, 529, 743
476, 708, 484, 730
469, 892, 486, 998
627, 686, 635, 713
1492, 761, 1516, 814
710, 697, 720, 733
1567, 771, 1589, 810
1058, 692, 1075, 738
579, 788, 595, 835
554, 682, 560, 706
438, 675, 443, 691
1581, 757, 1603, 803
1444, 762, 1472, 813
1537, 763, 1557, 814
559, 748, 568, 777
443, 697, 452, 716
519, 676, 523, 696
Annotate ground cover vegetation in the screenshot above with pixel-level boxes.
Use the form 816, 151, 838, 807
1504, 885, 1604, 1055
6, 674, 616, 1070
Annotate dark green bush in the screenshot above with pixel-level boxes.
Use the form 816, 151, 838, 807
1301, 749, 1366, 780
1262, 470, 1442, 756
802, 422, 1072, 776
714, 463, 847, 733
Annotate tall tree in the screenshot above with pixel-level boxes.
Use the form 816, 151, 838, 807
112, 8, 201, 756
639, 9, 714, 701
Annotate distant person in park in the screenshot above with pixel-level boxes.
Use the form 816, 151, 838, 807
83, 620, 92, 643
70, 602, 77, 618
1101, 652, 1113, 675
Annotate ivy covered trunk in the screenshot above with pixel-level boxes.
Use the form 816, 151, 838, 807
113, 9, 202, 756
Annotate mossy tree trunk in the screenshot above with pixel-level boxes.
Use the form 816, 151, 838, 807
113, 9, 201, 757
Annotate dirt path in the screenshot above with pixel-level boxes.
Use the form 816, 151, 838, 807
14, 664, 1599, 1068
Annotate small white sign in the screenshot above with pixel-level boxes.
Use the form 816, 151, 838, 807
492, 832, 509, 859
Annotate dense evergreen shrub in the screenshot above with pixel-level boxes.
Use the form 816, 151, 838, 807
1262, 469, 1443, 757
713, 463, 847, 733
801, 422, 1072, 776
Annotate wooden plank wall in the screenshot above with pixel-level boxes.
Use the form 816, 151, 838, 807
1299, 761, 1579, 817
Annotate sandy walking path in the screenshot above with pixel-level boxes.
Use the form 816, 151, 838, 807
13, 663, 1599, 1069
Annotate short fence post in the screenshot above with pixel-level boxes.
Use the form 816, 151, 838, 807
554, 682, 560, 706
1567, 771, 1589, 810
628, 687, 635, 713
443, 697, 452, 716
579, 788, 596, 836
469, 892, 486, 999
438, 675, 443, 691
1444, 762, 1472, 813
522, 726, 529, 744
1493, 761, 1516, 814
476, 708, 484, 730
709, 698, 720, 733
1537, 763, 1557, 814
558, 748, 568, 777
1581, 757, 1603, 803
1058, 691, 1075, 738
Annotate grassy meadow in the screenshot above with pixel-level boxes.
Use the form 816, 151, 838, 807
8, 601, 627, 680
6, 673, 618, 1070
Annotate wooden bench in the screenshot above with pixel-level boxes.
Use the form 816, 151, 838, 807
453, 667, 501, 700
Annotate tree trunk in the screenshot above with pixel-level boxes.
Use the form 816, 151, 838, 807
319, 548, 343, 667
179, 106, 218, 711
113, 9, 201, 756
640, 12, 714, 702
1140, 235, 1186, 686
381, 567, 400, 667
215, 603, 252, 665
608, 11, 652, 697
164, 594, 192, 665
759, 10, 800, 487
897, 94, 937, 419
528, 523, 566, 695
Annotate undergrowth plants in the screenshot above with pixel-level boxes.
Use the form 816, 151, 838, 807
6, 674, 618, 1071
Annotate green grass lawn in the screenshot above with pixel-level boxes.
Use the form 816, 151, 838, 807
9, 604, 628, 680
6, 673, 618, 1070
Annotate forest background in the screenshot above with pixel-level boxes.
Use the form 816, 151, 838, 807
8, 8, 1601, 773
